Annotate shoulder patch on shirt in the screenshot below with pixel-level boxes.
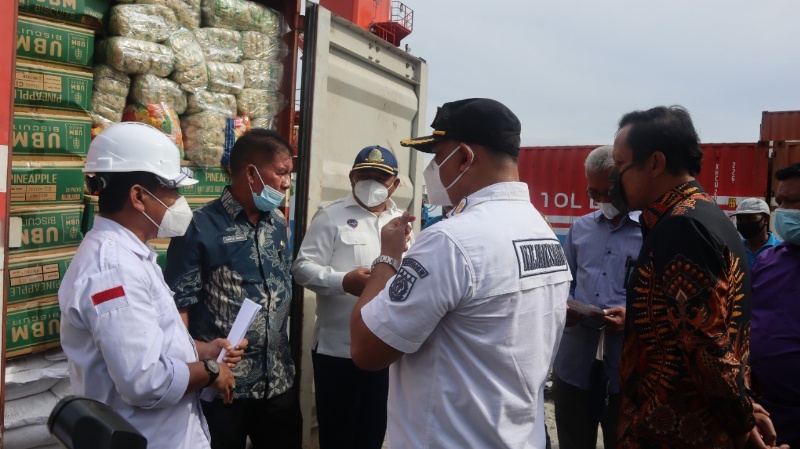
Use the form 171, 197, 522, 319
389, 267, 417, 302
513, 239, 569, 278
401, 258, 428, 278
91, 286, 130, 315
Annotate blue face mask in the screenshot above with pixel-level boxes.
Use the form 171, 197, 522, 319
250, 166, 285, 212
774, 208, 800, 245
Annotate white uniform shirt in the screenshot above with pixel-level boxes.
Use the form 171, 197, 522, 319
292, 194, 411, 358
59, 217, 210, 449
362, 182, 571, 449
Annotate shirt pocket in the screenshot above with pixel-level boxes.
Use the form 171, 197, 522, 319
339, 229, 369, 268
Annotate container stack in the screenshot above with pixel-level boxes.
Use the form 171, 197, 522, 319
7, 0, 287, 446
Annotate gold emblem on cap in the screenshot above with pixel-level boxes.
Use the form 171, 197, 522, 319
367, 148, 384, 163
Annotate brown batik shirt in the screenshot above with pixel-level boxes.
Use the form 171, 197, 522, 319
618, 181, 755, 448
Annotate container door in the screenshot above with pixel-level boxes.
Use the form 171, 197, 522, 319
292, 2, 428, 446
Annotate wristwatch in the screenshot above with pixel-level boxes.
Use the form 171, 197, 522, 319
203, 359, 220, 387
371, 255, 400, 272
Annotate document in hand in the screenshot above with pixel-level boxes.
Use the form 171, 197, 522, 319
201, 298, 262, 401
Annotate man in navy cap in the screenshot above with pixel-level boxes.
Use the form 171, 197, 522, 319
350, 99, 570, 448
293, 145, 412, 449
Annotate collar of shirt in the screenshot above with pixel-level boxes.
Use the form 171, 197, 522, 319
593, 209, 642, 228
92, 216, 156, 261
343, 192, 399, 212
454, 182, 530, 214
220, 186, 275, 224
639, 180, 708, 233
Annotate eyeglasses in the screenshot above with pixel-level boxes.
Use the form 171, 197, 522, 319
586, 188, 610, 202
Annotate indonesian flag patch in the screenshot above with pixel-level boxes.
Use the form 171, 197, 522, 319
91, 286, 129, 315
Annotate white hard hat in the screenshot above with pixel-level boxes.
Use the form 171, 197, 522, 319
84, 122, 198, 187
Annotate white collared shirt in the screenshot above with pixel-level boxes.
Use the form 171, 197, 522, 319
292, 194, 412, 357
59, 216, 210, 449
362, 182, 571, 449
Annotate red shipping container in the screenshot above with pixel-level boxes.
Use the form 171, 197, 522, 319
519, 143, 768, 242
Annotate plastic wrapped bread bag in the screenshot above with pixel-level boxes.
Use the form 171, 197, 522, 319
91, 113, 116, 138
134, 0, 202, 30
122, 103, 184, 156
105, 37, 175, 76
108, 4, 180, 42
91, 64, 130, 124
130, 74, 188, 114
201, 0, 282, 35
185, 90, 237, 115
207, 62, 244, 94
218, 115, 251, 167
182, 111, 229, 169
241, 31, 287, 61
237, 88, 284, 119
193, 28, 242, 63
165, 28, 208, 92
250, 116, 276, 130
93, 64, 131, 97
241, 60, 282, 90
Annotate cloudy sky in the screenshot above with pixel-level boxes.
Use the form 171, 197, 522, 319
401, 1, 800, 147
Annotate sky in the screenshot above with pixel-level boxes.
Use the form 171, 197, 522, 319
399, 1, 800, 147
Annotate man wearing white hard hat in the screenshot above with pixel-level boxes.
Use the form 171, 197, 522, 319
59, 122, 246, 449
731, 197, 782, 269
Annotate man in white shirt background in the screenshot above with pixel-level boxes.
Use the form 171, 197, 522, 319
292, 145, 412, 449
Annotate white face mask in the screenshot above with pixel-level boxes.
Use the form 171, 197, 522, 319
354, 179, 390, 208
598, 202, 620, 220
423, 145, 473, 207
141, 188, 193, 238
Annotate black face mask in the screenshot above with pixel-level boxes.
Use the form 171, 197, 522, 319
737, 220, 766, 239
608, 164, 636, 213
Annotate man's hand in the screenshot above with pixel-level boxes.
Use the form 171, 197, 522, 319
198, 338, 249, 368
380, 212, 416, 260
343, 268, 371, 296
601, 306, 625, 333
212, 363, 237, 404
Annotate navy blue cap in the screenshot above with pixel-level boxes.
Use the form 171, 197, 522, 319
352, 145, 398, 176
400, 98, 521, 156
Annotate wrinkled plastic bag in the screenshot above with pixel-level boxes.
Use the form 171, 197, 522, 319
123, 103, 184, 156
90, 65, 130, 125
193, 27, 242, 63
109, 4, 179, 42
250, 116, 276, 130
201, 0, 283, 35
105, 36, 175, 76
219, 115, 250, 167
130, 74, 188, 114
165, 28, 208, 92
207, 62, 244, 94
182, 111, 229, 169
186, 90, 237, 115
134, 0, 202, 30
241, 31, 287, 61
242, 60, 282, 90
237, 89, 283, 119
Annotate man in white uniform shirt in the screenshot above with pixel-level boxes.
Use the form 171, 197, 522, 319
350, 98, 571, 449
292, 145, 411, 449
59, 123, 244, 449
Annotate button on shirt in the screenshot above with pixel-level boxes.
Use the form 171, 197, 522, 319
292, 194, 412, 358
362, 182, 571, 449
166, 187, 294, 400
554, 210, 642, 394
59, 216, 210, 449
751, 242, 800, 441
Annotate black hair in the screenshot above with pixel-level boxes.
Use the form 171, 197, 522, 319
617, 105, 703, 176
776, 162, 800, 181
95, 171, 163, 215
229, 128, 293, 176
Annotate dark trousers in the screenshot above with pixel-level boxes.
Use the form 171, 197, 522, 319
552, 374, 620, 449
312, 350, 388, 449
201, 387, 302, 449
